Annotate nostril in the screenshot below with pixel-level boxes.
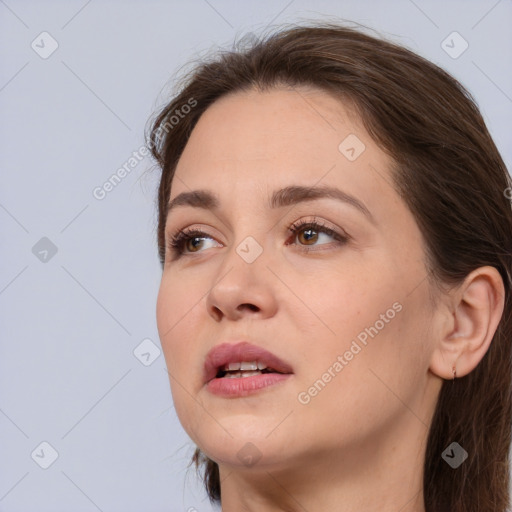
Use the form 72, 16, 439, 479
239, 303, 259, 312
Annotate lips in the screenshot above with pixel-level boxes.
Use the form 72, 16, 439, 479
203, 341, 293, 384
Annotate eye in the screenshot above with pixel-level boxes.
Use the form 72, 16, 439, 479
286, 218, 349, 252
166, 217, 349, 260
166, 227, 220, 259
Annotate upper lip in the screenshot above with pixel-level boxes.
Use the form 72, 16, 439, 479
203, 341, 294, 383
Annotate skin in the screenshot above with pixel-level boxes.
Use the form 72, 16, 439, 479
156, 86, 505, 512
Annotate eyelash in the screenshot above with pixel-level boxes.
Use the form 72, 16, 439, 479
166, 218, 349, 259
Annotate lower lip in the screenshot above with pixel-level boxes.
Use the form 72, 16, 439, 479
206, 373, 292, 397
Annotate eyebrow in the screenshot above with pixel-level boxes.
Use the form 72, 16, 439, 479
166, 185, 374, 223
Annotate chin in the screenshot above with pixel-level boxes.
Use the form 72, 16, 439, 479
188, 416, 293, 466
200, 437, 289, 471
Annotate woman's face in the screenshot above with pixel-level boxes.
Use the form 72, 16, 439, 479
156, 86, 442, 473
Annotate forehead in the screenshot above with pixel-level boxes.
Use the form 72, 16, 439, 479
167, 87, 402, 228
182, 86, 365, 161
172, 86, 390, 189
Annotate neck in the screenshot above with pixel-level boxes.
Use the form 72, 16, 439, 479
218, 412, 429, 512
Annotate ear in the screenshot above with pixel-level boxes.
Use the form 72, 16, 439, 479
429, 266, 505, 380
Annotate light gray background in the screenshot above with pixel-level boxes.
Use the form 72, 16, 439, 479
1, 1, 511, 511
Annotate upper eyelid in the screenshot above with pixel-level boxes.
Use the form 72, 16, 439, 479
166, 218, 346, 246
164, 220, 350, 264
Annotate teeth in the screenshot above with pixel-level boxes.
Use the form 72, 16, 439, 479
225, 370, 262, 378
223, 361, 269, 371
240, 361, 258, 371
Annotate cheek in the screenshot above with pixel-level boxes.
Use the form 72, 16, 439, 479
300, 265, 389, 342
293, 303, 429, 450
156, 271, 203, 338
297, 262, 428, 399
156, 276, 201, 376
156, 278, 205, 436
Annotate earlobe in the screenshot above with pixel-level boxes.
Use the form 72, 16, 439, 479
429, 266, 505, 381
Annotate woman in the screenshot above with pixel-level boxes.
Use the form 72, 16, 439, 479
147, 22, 512, 511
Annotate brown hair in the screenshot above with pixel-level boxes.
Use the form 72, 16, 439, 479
147, 22, 512, 511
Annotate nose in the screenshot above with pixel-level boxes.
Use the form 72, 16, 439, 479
205, 242, 279, 322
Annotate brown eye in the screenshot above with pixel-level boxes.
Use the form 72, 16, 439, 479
297, 227, 320, 245
166, 218, 349, 261
288, 220, 348, 251
184, 236, 206, 253
167, 229, 219, 258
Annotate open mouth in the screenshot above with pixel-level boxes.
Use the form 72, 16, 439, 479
204, 341, 293, 383
215, 361, 285, 379
208, 364, 292, 396
204, 342, 293, 396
